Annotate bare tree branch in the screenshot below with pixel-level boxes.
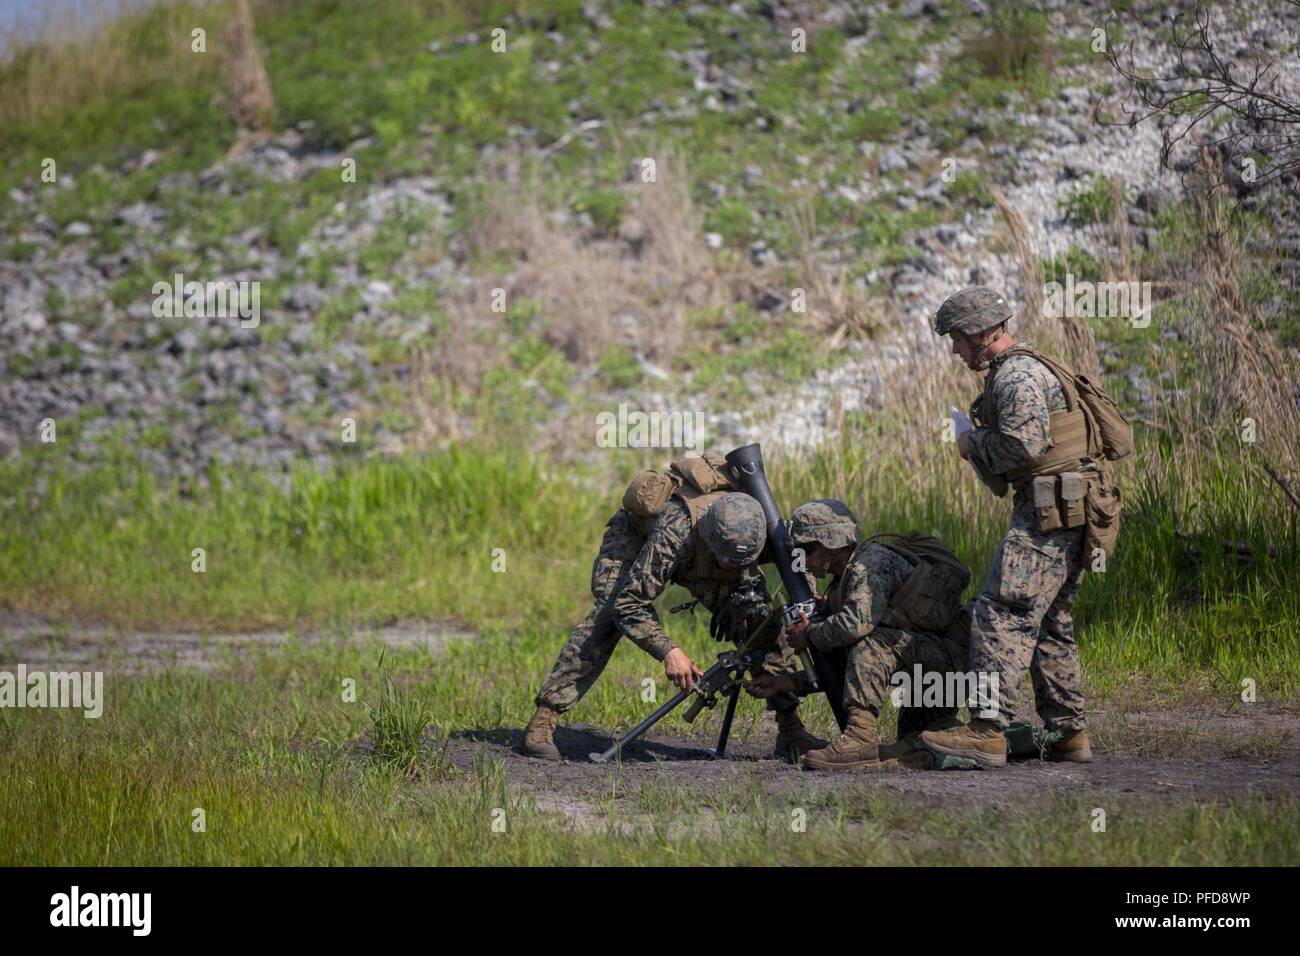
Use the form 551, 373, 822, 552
1097, 4, 1300, 210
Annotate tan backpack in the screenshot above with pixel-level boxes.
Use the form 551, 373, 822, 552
622, 451, 735, 519
870, 532, 972, 634
1021, 348, 1134, 462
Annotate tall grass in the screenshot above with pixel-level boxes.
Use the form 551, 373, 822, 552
2, 420, 1295, 695
0, 1, 214, 128
0, 444, 600, 630
366, 651, 439, 777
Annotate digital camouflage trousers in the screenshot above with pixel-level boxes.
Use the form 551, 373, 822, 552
967, 496, 1088, 732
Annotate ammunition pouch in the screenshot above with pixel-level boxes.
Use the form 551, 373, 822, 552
669, 450, 733, 495
1031, 476, 1063, 533
1027, 471, 1089, 534
1060, 472, 1086, 528
1019, 469, 1118, 558
623, 470, 676, 517
1082, 474, 1123, 562
622, 451, 736, 521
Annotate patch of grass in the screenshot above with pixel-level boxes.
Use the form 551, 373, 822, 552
848, 106, 903, 142
704, 197, 758, 248
508, 335, 574, 403
7, 239, 38, 261
596, 345, 644, 389
677, 311, 833, 397
573, 189, 627, 237
1043, 245, 1103, 283
1060, 174, 1128, 226
948, 169, 994, 209
961, 2, 1053, 82
366, 652, 436, 777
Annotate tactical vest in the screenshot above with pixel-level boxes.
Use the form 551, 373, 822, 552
975, 347, 1127, 558
868, 532, 971, 634
976, 346, 1093, 488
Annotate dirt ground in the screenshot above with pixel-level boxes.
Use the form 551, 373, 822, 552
5, 611, 1296, 820
0, 610, 468, 673
450, 712, 1300, 821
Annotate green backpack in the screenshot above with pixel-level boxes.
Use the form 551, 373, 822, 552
869, 532, 971, 633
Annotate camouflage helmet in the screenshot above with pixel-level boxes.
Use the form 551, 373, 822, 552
699, 493, 766, 567
933, 286, 1013, 337
788, 499, 858, 551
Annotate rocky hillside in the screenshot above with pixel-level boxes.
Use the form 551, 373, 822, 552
2, 0, 1297, 479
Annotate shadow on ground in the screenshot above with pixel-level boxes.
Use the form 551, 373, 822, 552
452, 726, 738, 763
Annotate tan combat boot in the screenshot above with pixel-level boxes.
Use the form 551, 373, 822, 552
803, 707, 880, 771
1046, 728, 1093, 763
772, 708, 827, 763
520, 705, 562, 761
920, 718, 1008, 769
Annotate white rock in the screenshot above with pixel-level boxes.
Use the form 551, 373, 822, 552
880, 148, 909, 173
362, 280, 395, 306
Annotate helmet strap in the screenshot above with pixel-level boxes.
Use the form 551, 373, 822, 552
970, 326, 1007, 371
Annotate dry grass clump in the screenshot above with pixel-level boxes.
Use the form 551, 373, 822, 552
992, 184, 1101, 378
220, 0, 274, 132
784, 194, 888, 348
1182, 151, 1300, 478
459, 151, 723, 367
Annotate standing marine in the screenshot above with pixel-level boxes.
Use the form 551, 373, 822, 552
919, 287, 1129, 769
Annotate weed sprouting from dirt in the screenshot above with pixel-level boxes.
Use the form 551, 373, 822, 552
366, 651, 435, 778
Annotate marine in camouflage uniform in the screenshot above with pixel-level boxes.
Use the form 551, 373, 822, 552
920, 286, 1096, 769
523, 493, 823, 761
748, 500, 969, 771
531, 507, 653, 716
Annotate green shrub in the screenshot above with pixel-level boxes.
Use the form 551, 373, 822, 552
850, 106, 903, 142
597, 345, 644, 389
948, 169, 993, 208
1060, 174, 1129, 226
961, 2, 1051, 81
573, 189, 627, 237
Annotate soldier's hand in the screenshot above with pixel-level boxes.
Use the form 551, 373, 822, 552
785, 611, 812, 651
744, 674, 796, 699
664, 647, 702, 692
957, 430, 974, 460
